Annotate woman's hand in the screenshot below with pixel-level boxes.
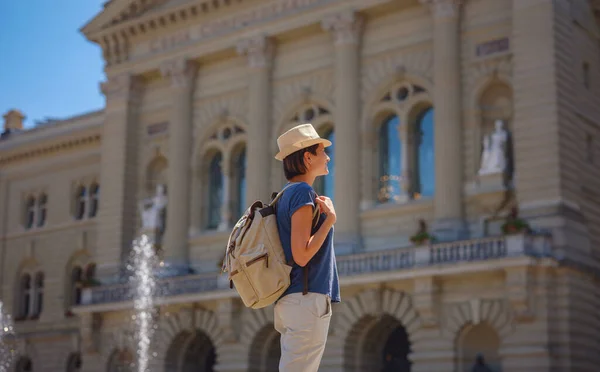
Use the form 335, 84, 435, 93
315, 196, 336, 225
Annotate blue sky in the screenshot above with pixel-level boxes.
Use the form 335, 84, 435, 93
0, 1, 107, 129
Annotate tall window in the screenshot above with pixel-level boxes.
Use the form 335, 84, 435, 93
231, 147, 247, 221
314, 128, 335, 200
75, 186, 87, 220
378, 115, 402, 203
37, 193, 47, 227
32, 272, 44, 319
25, 197, 35, 229
89, 183, 99, 218
414, 108, 435, 199
71, 267, 83, 306
19, 274, 32, 319
207, 153, 223, 230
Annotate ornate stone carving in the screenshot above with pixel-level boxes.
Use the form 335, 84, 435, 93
478, 119, 510, 176
100, 73, 143, 101
160, 58, 197, 88
236, 35, 274, 69
419, 0, 463, 19
321, 10, 364, 46
138, 184, 168, 240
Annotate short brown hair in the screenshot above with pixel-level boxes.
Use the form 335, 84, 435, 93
283, 144, 319, 180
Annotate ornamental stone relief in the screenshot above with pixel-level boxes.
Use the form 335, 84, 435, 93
194, 94, 248, 143
361, 49, 433, 105
272, 70, 334, 127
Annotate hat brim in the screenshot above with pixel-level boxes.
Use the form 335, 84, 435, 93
275, 138, 332, 161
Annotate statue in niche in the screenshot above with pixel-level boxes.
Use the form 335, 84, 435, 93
139, 184, 168, 242
478, 119, 513, 182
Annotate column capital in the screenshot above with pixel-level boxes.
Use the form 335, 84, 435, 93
160, 58, 198, 88
419, 0, 463, 19
100, 73, 143, 101
236, 35, 274, 69
321, 10, 364, 46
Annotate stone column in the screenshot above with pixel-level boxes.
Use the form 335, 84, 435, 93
421, 0, 466, 240
160, 58, 197, 273
236, 35, 274, 203
97, 74, 143, 280
322, 10, 364, 254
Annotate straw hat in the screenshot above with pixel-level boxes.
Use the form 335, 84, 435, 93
275, 123, 332, 161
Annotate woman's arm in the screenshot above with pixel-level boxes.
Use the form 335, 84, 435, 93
290, 204, 334, 267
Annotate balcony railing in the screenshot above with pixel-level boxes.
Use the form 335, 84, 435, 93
79, 233, 552, 308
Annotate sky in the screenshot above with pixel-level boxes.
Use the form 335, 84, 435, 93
0, 1, 107, 129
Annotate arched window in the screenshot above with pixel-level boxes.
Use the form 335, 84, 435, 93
89, 183, 99, 218
107, 349, 134, 372
378, 115, 402, 203
414, 108, 435, 199
19, 274, 32, 319
314, 127, 335, 200
207, 152, 223, 230
66, 352, 82, 372
31, 272, 44, 319
71, 267, 83, 306
25, 197, 36, 229
15, 356, 32, 372
231, 147, 247, 221
75, 186, 87, 220
37, 194, 47, 227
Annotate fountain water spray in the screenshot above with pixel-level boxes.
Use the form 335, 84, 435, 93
128, 234, 159, 372
0, 301, 15, 372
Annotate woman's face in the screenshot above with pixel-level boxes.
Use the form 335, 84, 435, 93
308, 143, 330, 176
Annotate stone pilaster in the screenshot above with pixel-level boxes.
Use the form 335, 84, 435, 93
160, 58, 197, 272
420, 0, 466, 240
322, 10, 364, 253
97, 73, 143, 280
236, 35, 274, 203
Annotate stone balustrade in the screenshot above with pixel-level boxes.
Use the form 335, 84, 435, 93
78, 233, 552, 308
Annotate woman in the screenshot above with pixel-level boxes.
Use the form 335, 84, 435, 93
273, 123, 340, 372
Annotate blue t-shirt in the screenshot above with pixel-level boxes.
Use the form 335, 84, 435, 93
276, 182, 341, 303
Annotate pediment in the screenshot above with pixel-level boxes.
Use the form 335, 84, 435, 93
81, 0, 171, 36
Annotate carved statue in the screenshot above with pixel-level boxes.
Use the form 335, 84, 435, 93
478, 119, 509, 176
139, 184, 168, 232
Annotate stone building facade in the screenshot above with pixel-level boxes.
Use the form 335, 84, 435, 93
1, 0, 600, 371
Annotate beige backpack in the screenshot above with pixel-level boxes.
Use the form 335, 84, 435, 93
221, 183, 319, 309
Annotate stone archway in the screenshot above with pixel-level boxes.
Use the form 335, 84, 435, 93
442, 299, 513, 372
344, 314, 412, 372
334, 289, 421, 372
248, 323, 281, 372
456, 322, 501, 372
154, 307, 224, 370
164, 330, 217, 372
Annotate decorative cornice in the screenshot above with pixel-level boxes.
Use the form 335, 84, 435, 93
236, 35, 274, 69
321, 10, 364, 46
419, 0, 463, 19
159, 58, 198, 88
0, 134, 101, 166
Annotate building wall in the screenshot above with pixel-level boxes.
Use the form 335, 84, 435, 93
1, 0, 599, 371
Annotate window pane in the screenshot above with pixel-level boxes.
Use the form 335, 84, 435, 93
207, 153, 223, 229
236, 149, 246, 219
378, 115, 402, 203
416, 108, 435, 198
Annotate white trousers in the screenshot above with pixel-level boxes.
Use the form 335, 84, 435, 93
274, 292, 332, 372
